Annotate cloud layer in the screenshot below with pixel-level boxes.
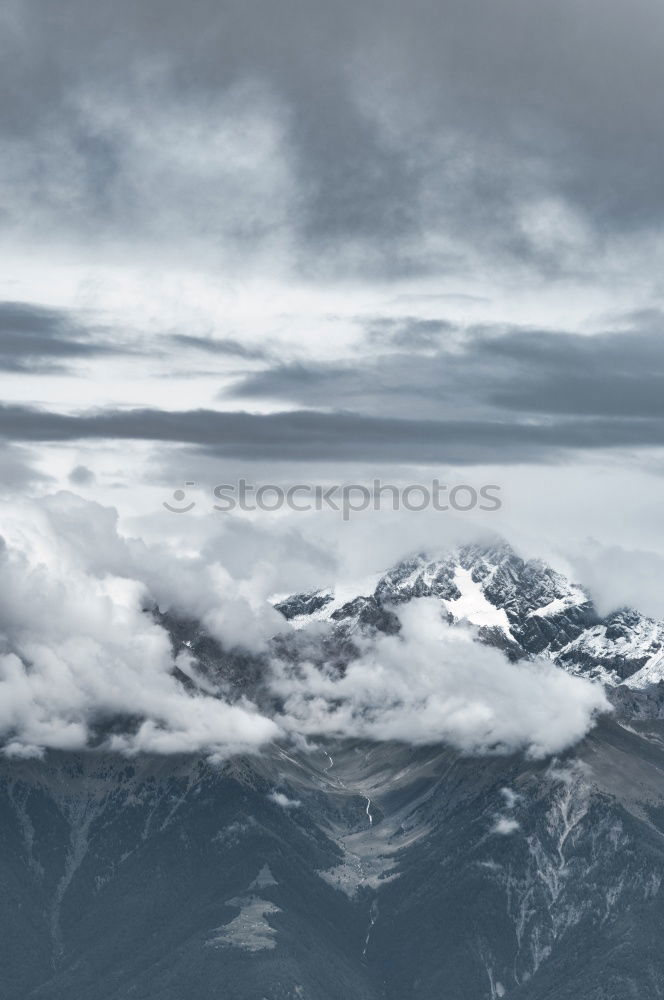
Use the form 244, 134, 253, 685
0, 494, 609, 760
3, 401, 664, 467
2, 310, 663, 469
4, 0, 664, 276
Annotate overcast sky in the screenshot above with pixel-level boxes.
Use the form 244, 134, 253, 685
1, 0, 664, 594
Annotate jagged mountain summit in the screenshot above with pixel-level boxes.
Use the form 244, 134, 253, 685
275, 541, 664, 690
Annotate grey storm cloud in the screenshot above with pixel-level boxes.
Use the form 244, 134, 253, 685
2, 304, 662, 462
0, 301, 119, 372
4, 0, 664, 274
1, 402, 664, 465
229, 320, 664, 422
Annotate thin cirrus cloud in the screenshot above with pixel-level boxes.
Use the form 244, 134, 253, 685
0, 300, 263, 378
167, 334, 269, 362
0, 301, 122, 372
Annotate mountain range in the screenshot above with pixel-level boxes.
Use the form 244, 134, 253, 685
2, 541, 664, 999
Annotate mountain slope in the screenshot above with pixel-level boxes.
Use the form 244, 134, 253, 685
2, 717, 664, 999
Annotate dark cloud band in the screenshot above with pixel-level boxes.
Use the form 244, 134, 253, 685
229, 321, 664, 422
1, 403, 663, 464
0, 301, 121, 372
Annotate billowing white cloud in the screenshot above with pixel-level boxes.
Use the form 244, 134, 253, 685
25, 490, 285, 652
271, 598, 610, 758
268, 792, 301, 809
0, 493, 280, 757
492, 817, 520, 835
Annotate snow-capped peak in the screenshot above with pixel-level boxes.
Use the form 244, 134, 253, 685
275, 541, 664, 692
